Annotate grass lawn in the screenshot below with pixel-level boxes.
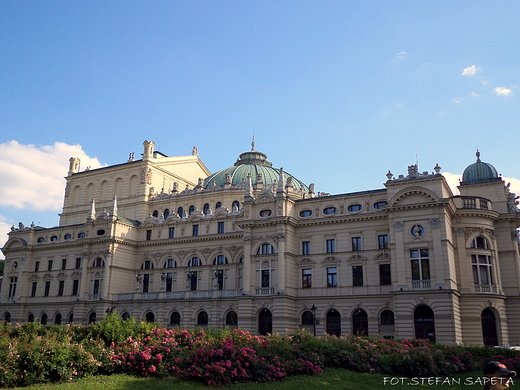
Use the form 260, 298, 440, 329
13, 369, 489, 390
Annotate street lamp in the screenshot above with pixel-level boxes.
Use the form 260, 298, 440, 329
310, 304, 317, 336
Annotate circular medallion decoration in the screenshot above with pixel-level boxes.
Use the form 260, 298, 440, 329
411, 224, 425, 237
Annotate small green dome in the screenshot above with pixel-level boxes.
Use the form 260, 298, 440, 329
461, 151, 500, 185
203, 148, 309, 192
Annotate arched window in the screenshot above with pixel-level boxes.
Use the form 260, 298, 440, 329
152, 210, 159, 218
28, 313, 35, 323
121, 312, 131, 321
232, 200, 240, 211
189, 257, 202, 267
164, 259, 177, 268
301, 311, 314, 325
213, 255, 228, 265
189, 205, 195, 215
170, 312, 181, 326
352, 309, 368, 336
471, 236, 490, 249
177, 207, 184, 218
380, 309, 395, 325
41, 313, 48, 325
197, 311, 208, 326
68, 313, 74, 323
88, 312, 97, 324
93, 258, 105, 267
55, 313, 62, 325
141, 260, 154, 270
257, 244, 276, 255
203, 203, 210, 215
164, 209, 170, 219
226, 311, 238, 327
215, 201, 222, 209
145, 312, 155, 323
3, 312, 11, 323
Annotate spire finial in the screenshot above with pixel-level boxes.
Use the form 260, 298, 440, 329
251, 131, 256, 151
476, 149, 481, 162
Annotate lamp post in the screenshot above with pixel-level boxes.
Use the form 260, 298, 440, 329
311, 304, 317, 336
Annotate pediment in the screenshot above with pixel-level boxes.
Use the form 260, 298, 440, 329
255, 195, 275, 204
298, 258, 316, 265
347, 254, 367, 262
375, 252, 391, 260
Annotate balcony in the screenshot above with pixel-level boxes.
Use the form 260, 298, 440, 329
115, 289, 241, 301
255, 287, 275, 296
412, 280, 431, 290
453, 196, 492, 210
474, 285, 498, 294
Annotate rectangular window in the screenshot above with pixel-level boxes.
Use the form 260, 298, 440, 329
8, 277, 18, 297
327, 267, 337, 287
353, 266, 363, 286
75, 258, 81, 269
61, 259, 67, 270
189, 271, 198, 291
302, 241, 311, 255
218, 222, 225, 234
93, 279, 100, 295
215, 269, 224, 290
472, 254, 493, 285
58, 280, 64, 296
261, 270, 270, 288
326, 239, 336, 253
410, 249, 430, 280
146, 230, 152, 240
165, 273, 173, 292
34, 261, 40, 272
143, 274, 150, 293
352, 237, 362, 251
72, 280, 79, 296
44, 281, 51, 297
47, 260, 53, 271
378, 235, 389, 249
168, 227, 175, 238
379, 264, 391, 285
31, 282, 37, 297
302, 269, 312, 288
193, 224, 199, 236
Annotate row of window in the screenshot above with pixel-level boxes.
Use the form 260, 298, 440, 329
32, 258, 83, 273
302, 264, 392, 288
306, 235, 389, 255
146, 222, 226, 240
299, 202, 388, 218
151, 201, 241, 220
37, 232, 87, 243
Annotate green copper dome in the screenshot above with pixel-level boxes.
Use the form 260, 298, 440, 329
203, 146, 309, 192
461, 151, 500, 185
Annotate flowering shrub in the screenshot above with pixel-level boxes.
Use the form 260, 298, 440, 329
1, 317, 520, 388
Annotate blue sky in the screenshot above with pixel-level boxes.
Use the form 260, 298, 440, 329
1, 1, 519, 254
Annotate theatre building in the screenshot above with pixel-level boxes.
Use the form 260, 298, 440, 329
1, 141, 520, 346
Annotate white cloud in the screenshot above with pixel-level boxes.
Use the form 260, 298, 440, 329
0, 141, 103, 211
392, 52, 407, 63
0, 215, 11, 258
451, 97, 463, 104
462, 65, 481, 76
471, 92, 480, 97
494, 87, 512, 96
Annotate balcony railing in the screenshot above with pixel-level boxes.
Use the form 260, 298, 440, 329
412, 280, 431, 290
474, 285, 498, 294
255, 287, 275, 296
115, 289, 241, 301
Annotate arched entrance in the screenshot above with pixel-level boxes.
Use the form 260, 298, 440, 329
258, 309, 272, 335
481, 309, 498, 346
414, 305, 435, 342
352, 309, 368, 336
3, 312, 11, 323
326, 309, 341, 336
88, 312, 96, 324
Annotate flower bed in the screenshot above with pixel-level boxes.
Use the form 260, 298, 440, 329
1, 315, 519, 388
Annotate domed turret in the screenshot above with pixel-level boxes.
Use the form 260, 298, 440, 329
461, 151, 500, 185
203, 142, 309, 193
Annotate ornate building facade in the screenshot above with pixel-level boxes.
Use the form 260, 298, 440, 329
1, 141, 520, 345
